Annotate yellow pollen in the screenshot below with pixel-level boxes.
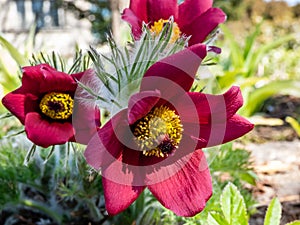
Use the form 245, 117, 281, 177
39, 92, 73, 120
133, 105, 183, 157
150, 19, 181, 43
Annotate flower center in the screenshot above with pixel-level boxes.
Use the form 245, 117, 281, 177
150, 19, 181, 43
39, 92, 73, 120
133, 105, 183, 157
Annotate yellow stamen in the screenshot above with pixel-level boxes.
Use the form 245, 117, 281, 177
150, 19, 181, 43
133, 105, 183, 157
39, 92, 73, 120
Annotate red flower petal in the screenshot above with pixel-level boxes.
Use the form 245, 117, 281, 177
147, 149, 212, 217
39, 66, 77, 93
103, 177, 146, 215
71, 70, 86, 81
71, 69, 101, 144
177, 86, 243, 124
24, 112, 74, 148
1, 90, 38, 124
127, 90, 161, 124
84, 109, 130, 169
72, 100, 101, 145
22, 64, 55, 94
129, 0, 148, 22
146, 0, 178, 23
181, 8, 226, 45
122, 8, 144, 39
195, 114, 254, 148
178, 0, 213, 28
140, 44, 207, 98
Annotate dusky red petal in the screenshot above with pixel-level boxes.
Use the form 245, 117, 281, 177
140, 44, 207, 98
24, 112, 74, 148
181, 8, 226, 45
178, 0, 213, 28
102, 177, 146, 215
1, 90, 38, 124
147, 0, 178, 23
71, 70, 86, 81
147, 149, 212, 217
21, 64, 55, 94
194, 114, 254, 148
177, 86, 243, 124
72, 100, 101, 145
39, 66, 77, 93
129, 0, 148, 22
84, 109, 132, 169
127, 90, 161, 125
122, 8, 144, 39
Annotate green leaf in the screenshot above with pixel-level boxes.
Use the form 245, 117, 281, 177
221, 183, 248, 225
240, 80, 300, 116
285, 221, 300, 225
0, 57, 20, 91
207, 212, 230, 225
285, 117, 300, 137
264, 198, 282, 225
220, 24, 244, 68
0, 35, 27, 66
245, 33, 295, 77
243, 22, 262, 60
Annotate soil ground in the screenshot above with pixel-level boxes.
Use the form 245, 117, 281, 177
247, 95, 300, 224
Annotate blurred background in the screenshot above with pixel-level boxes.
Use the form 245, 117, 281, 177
0, 0, 300, 224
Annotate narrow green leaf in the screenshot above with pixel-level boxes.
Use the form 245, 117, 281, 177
43, 145, 56, 163
0, 57, 20, 90
220, 24, 244, 68
285, 221, 300, 225
207, 212, 230, 225
243, 22, 262, 60
240, 80, 300, 116
264, 198, 282, 225
245, 34, 295, 77
285, 117, 300, 137
221, 183, 248, 225
0, 35, 27, 66
24, 144, 37, 166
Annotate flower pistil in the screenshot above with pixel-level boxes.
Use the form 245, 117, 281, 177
39, 92, 73, 120
133, 105, 183, 157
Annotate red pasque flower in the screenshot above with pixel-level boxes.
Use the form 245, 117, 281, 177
1, 64, 100, 148
84, 44, 254, 216
122, 0, 226, 45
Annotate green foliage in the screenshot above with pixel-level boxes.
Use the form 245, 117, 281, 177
213, 22, 298, 116
31, 49, 92, 74
240, 80, 300, 116
264, 197, 281, 225
286, 221, 300, 225
207, 184, 299, 225
0, 139, 105, 223
218, 23, 295, 87
285, 116, 300, 137
214, 0, 248, 20
208, 183, 248, 225
209, 143, 257, 185
0, 26, 36, 113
